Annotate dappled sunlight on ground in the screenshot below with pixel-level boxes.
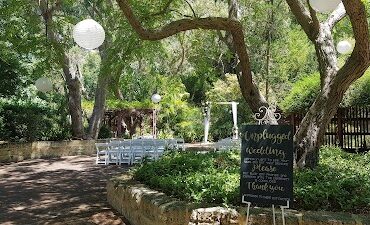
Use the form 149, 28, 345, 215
0, 156, 131, 225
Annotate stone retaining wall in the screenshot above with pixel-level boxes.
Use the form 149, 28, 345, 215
0, 140, 96, 163
107, 175, 370, 225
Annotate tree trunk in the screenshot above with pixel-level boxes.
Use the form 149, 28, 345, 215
87, 73, 110, 139
87, 38, 113, 139
222, 0, 269, 112
291, 0, 370, 168
62, 57, 85, 139
115, 87, 124, 100
38, 0, 85, 139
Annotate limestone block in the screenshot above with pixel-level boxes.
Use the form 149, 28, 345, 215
107, 176, 370, 225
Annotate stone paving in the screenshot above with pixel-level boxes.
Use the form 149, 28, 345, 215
0, 156, 131, 225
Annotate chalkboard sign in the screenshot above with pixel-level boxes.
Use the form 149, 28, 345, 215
240, 125, 293, 206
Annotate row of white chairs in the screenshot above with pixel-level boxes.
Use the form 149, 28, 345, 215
214, 138, 241, 151
95, 138, 185, 165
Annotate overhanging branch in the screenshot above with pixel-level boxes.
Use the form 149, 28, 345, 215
335, 0, 370, 82
286, 0, 317, 40
326, 3, 346, 30
116, 0, 268, 111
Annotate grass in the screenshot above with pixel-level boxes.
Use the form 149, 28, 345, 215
133, 146, 370, 214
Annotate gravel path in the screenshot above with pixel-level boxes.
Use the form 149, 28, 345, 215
0, 156, 131, 225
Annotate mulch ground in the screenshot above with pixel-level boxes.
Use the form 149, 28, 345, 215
0, 156, 131, 225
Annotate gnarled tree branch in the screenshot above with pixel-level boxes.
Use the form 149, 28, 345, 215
336, 0, 370, 81
326, 3, 346, 30
307, 1, 320, 34
116, 0, 268, 111
285, 0, 317, 40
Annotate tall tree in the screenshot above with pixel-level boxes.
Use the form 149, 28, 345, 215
115, 0, 369, 169
37, 0, 85, 139
286, 0, 370, 168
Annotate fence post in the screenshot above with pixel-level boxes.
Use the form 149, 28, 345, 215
117, 111, 122, 137
337, 108, 344, 149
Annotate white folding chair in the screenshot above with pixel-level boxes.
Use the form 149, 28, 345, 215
154, 139, 167, 160
175, 138, 185, 151
95, 142, 110, 165
131, 139, 145, 164
120, 140, 132, 165
142, 139, 156, 161
107, 142, 120, 165
167, 139, 178, 150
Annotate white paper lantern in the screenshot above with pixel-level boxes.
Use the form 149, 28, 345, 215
337, 41, 352, 54
35, 77, 53, 93
151, 94, 162, 104
73, 19, 105, 50
309, 0, 342, 13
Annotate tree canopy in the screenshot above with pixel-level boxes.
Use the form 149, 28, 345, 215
1, 0, 370, 168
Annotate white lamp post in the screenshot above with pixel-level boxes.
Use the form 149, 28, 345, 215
35, 77, 53, 93
151, 93, 161, 138
309, 0, 342, 13
72, 19, 105, 50
337, 40, 352, 54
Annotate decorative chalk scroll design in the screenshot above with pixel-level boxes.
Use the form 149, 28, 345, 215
253, 104, 281, 125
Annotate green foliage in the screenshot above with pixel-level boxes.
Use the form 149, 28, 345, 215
342, 70, 370, 106
206, 74, 253, 140
294, 146, 370, 213
0, 96, 71, 142
134, 150, 240, 205
280, 73, 320, 113
156, 76, 203, 142
272, 28, 317, 91
81, 51, 101, 100
280, 69, 370, 113
134, 146, 370, 213
104, 74, 204, 142
0, 57, 24, 97
181, 31, 223, 103
98, 124, 112, 139
106, 100, 153, 110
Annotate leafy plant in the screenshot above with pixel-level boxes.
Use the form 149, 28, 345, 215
342, 70, 370, 106
206, 74, 253, 141
280, 73, 320, 113
0, 95, 71, 142
133, 146, 370, 213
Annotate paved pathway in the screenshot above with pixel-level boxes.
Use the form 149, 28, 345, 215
0, 156, 130, 225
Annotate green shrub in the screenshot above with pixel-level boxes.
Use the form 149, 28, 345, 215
280, 73, 320, 113
98, 124, 112, 139
0, 96, 71, 142
206, 74, 253, 141
294, 146, 370, 213
133, 146, 370, 213
134, 150, 240, 205
342, 70, 370, 106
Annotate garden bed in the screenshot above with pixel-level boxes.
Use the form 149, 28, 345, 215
107, 174, 370, 225
132, 146, 370, 215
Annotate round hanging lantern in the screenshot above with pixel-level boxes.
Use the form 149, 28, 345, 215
337, 40, 352, 54
309, 0, 342, 13
35, 77, 53, 93
72, 19, 105, 50
151, 94, 162, 104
